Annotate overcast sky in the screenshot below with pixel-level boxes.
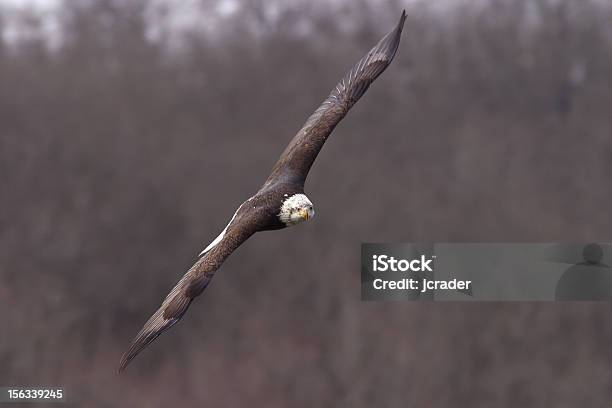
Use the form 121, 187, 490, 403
0, 0, 425, 46
1, 0, 59, 8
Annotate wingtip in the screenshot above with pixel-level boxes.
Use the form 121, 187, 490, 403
118, 339, 145, 373
399, 10, 407, 28
117, 354, 130, 374
117, 335, 150, 374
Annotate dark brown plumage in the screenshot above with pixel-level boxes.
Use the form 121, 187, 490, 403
264, 10, 406, 190
118, 11, 406, 372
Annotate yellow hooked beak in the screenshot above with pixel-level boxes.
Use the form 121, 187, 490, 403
299, 208, 310, 221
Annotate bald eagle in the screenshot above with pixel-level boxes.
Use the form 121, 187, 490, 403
119, 10, 406, 372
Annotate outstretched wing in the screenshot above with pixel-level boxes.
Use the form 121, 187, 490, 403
118, 212, 257, 372
262, 10, 406, 190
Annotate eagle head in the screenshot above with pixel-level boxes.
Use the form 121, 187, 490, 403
278, 193, 315, 226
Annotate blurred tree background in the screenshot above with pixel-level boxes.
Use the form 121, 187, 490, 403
1, 0, 612, 406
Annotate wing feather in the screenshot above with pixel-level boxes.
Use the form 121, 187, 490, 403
118, 214, 256, 372
262, 10, 406, 189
